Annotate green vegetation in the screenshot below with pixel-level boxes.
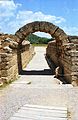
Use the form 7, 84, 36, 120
26, 33, 54, 44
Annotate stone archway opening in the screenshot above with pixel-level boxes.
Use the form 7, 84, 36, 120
33, 31, 52, 38
26, 31, 52, 45
15, 21, 68, 77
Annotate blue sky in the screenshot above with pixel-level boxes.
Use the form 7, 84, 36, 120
0, 0, 78, 38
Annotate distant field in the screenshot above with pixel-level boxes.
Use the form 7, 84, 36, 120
32, 44, 47, 47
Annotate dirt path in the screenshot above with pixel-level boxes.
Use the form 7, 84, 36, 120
0, 47, 78, 120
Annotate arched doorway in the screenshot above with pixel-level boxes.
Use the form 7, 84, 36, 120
15, 21, 69, 77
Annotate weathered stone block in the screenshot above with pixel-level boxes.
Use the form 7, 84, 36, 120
1, 70, 8, 77
53, 28, 66, 38
70, 51, 78, 57
15, 31, 25, 41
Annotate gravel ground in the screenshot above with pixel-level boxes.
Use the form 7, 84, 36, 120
0, 47, 78, 120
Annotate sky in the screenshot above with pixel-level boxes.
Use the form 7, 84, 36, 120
0, 0, 78, 38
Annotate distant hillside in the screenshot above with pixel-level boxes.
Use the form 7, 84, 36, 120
26, 33, 54, 44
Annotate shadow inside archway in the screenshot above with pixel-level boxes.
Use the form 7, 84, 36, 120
19, 69, 54, 75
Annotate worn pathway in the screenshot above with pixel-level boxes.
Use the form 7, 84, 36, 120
0, 47, 78, 120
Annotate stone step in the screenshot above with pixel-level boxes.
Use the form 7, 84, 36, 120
9, 104, 67, 120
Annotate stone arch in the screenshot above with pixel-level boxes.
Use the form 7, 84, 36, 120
15, 21, 69, 44
15, 21, 69, 78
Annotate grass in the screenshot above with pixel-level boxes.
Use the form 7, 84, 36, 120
0, 82, 11, 89
0, 76, 20, 90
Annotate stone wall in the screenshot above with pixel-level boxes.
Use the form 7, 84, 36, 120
21, 44, 34, 69
46, 40, 58, 65
62, 43, 78, 85
0, 34, 34, 85
46, 37, 78, 86
0, 52, 18, 83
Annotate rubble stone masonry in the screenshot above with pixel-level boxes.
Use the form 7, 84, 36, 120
0, 33, 34, 85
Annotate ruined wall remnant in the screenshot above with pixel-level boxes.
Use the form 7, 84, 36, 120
62, 42, 78, 85
46, 37, 78, 86
0, 33, 34, 85
46, 40, 58, 65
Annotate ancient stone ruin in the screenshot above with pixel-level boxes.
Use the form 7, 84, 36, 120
0, 21, 78, 86
0, 33, 34, 85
